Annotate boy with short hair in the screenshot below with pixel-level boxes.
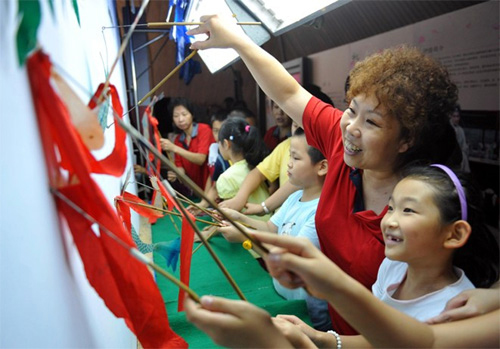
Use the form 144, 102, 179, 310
219, 127, 330, 330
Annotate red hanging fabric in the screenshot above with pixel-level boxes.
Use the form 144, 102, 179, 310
86, 83, 128, 176
177, 213, 195, 311
156, 178, 178, 212
115, 197, 133, 234
143, 106, 163, 225
27, 50, 187, 348
115, 191, 164, 232
149, 185, 161, 225
145, 106, 162, 176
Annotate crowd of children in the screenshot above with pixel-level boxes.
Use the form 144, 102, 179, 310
133, 13, 499, 348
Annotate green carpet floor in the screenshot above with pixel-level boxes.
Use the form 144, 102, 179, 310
152, 214, 311, 347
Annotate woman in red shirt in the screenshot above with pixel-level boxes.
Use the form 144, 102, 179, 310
160, 98, 215, 191
187, 16, 461, 335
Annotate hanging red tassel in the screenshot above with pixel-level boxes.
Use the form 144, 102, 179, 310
145, 106, 162, 176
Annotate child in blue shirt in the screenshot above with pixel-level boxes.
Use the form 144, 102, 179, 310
219, 128, 330, 330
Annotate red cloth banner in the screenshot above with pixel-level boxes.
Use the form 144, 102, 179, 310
86, 83, 127, 176
27, 50, 186, 348
144, 106, 162, 176
115, 191, 164, 232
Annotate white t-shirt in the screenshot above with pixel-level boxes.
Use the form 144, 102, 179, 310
270, 190, 330, 330
372, 258, 475, 321
208, 143, 219, 166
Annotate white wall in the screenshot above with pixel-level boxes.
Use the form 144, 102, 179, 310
1, 0, 137, 347
310, 1, 500, 111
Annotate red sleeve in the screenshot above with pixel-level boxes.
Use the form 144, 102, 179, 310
302, 96, 344, 159
263, 126, 277, 151
196, 124, 215, 155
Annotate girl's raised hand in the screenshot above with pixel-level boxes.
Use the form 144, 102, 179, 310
187, 15, 252, 51
218, 196, 246, 212
133, 164, 147, 174
184, 296, 293, 348
252, 232, 345, 300
274, 315, 337, 348
167, 170, 177, 182
186, 204, 202, 216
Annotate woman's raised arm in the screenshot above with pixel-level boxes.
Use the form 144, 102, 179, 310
188, 15, 312, 127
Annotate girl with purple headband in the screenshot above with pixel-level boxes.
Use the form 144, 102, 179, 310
268, 164, 499, 347
271, 164, 499, 348
185, 164, 499, 348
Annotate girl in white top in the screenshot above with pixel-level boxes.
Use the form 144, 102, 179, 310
184, 164, 499, 348
271, 164, 498, 347
370, 165, 498, 320
320, 164, 498, 347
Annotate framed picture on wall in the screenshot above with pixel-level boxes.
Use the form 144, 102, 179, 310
257, 57, 311, 134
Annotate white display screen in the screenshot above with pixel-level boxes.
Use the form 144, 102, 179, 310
238, 0, 350, 35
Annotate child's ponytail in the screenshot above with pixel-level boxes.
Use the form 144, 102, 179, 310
218, 117, 269, 169
240, 123, 268, 168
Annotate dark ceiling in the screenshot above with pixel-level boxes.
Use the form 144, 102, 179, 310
120, 1, 488, 117
262, 0, 486, 62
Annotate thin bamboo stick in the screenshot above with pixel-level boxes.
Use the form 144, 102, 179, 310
138, 50, 198, 105
192, 228, 219, 255
175, 194, 222, 223
103, 22, 262, 29
100, 0, 150, 103
147, 21, 261, 27
116, 198, 221, 227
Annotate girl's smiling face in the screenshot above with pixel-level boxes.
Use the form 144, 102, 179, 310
340, 94, 409, 173
381, 178, 451, 265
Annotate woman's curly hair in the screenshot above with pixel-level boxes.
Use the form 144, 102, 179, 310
347, 46, 461, 171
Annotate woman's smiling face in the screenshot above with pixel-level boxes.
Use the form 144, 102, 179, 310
340, 94, 409, 173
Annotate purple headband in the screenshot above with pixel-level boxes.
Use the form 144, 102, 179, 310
431, 164, 468, 221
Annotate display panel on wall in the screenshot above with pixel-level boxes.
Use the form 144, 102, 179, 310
308, 1, 499, 111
